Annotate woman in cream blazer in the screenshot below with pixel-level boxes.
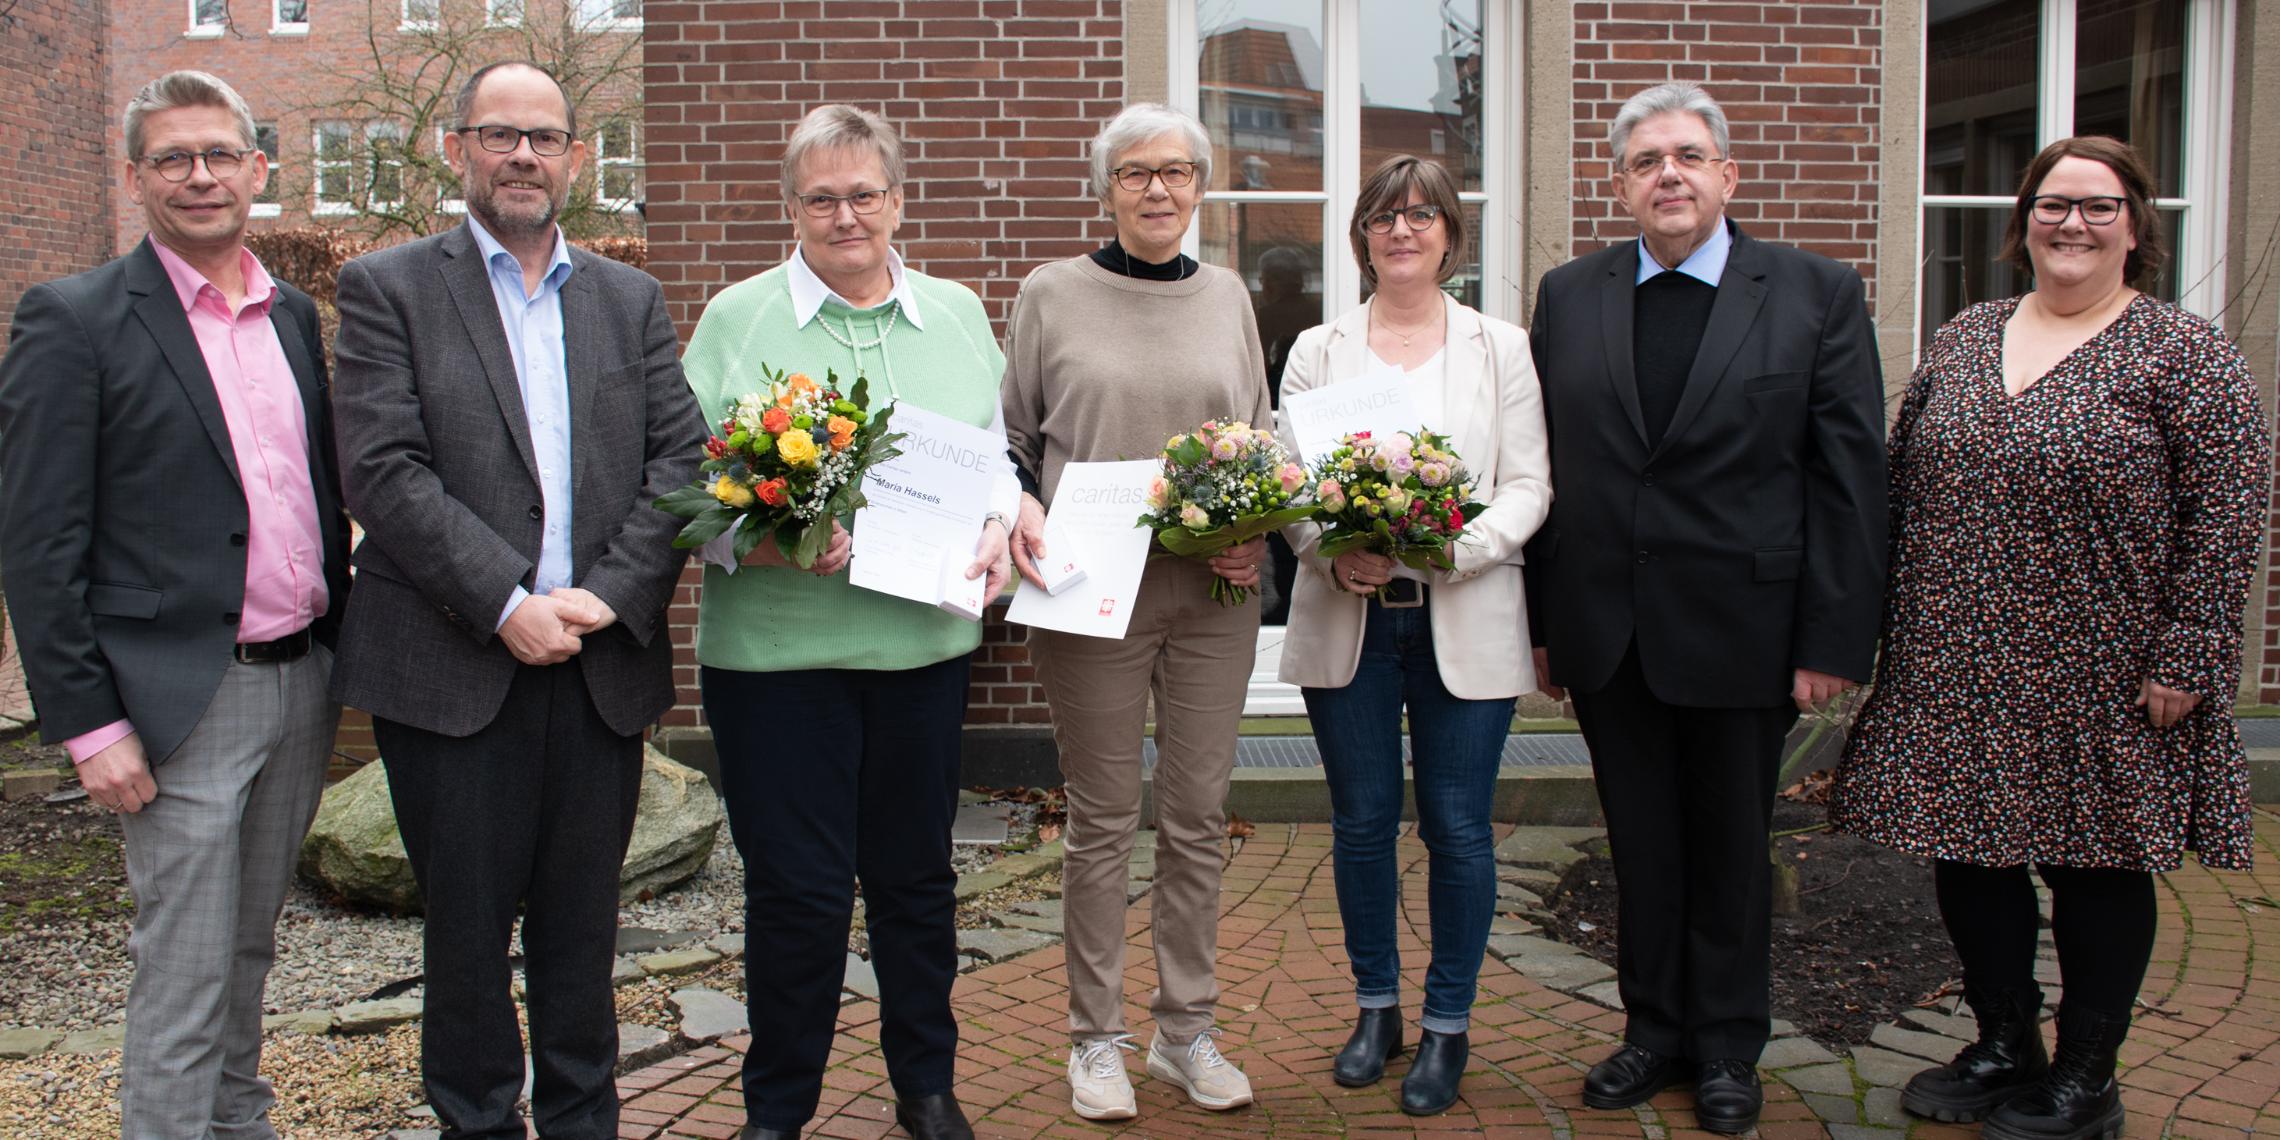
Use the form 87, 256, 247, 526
1278, 156, 1551, 1116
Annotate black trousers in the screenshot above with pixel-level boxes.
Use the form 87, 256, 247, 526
378, 660, 642, 1140
1570, 643, 1797, 1063
703, 654, 969, 1131
1935, 859, 2157, 1018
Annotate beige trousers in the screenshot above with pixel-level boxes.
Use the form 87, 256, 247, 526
1033, 554, 1259, 1045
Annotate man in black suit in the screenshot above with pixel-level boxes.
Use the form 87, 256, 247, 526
0, 71, 351, 1136
1525, 82, 1887, 1134
329, 61, 702, 1139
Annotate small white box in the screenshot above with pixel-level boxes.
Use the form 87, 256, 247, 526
1033, 547, 1089, 597
936, 550, 989, 621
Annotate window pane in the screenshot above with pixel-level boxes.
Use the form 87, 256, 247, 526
1198, 200, 1325, 399
489, 0, 524, 23
404, 0, 438, 23
2074, 0, 2186, 194
1920, 205, 2027, 343
1198, 0, 1325, 193
1358, 0, 1484, 192
2147, 205, 2180, 301
1924, 0, 2041, 196
195, 0, 227, 25
254, 124, 279, 204
277, 0, 307, 23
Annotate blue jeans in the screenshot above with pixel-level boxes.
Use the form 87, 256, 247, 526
1301, 596, 1514, 1034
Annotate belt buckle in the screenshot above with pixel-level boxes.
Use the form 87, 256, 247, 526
1379, 579, 1424, 608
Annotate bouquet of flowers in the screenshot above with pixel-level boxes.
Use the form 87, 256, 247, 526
1307, 427, 1486, 591
654, 366, 903, 568
1135, 418, 1315, 605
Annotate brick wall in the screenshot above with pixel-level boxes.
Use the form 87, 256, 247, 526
1568, 0, 1883, 297
644, 0, 1125, 732
1, 0, 111, 343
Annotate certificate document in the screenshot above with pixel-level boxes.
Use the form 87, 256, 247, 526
1281, 370, 1418, 468
1005, 459, 1156, 640
849, 401, 1001, 611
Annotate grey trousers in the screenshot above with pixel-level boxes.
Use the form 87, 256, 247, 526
1033, 556, 1257, 1045
117, 648, 336, 1140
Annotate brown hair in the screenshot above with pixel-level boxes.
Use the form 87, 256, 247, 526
1998, 135, 2167, 292
1349, 155, 1467, 291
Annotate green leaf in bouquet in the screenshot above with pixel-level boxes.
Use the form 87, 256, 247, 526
1153, 524, 1240, 559
1168, 434, 1206, 467
848, 374, 871, 409
655, 483, 725, 520
1316, 530, 1373, 559
787, 517, 832, 569
671, 504, 739, 549
732, 515, 772, 563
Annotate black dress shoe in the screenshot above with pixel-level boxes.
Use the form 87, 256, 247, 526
1399, 1029, 1467, 1116
1582, 1043, 1684, 1109
893, 1092, 975, 1140
1983, 1004, 2129, 1140
1332, 1006, 1406, 1087
1694, 1059, 1763, 1135
1903, 987, 2050, 1123
738, 1127, 798, 1140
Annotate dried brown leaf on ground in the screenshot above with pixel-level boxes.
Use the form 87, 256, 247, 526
1227, 814, 1256, 839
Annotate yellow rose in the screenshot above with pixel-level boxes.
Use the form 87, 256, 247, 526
777, 429, 819, 467
712, 475, 755, 508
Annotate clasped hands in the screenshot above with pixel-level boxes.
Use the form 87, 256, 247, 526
500, 587, 617, 666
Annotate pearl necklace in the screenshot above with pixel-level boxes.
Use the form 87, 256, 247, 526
818, 300, 899, 351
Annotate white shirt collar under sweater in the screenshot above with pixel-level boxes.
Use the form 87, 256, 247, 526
787, 245, 925, 330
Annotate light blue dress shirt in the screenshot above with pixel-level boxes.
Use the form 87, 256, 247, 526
1636, 218, 1733, 287
465, 214, 577, 629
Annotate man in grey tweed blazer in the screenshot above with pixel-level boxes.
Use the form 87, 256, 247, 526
329, 61, 702, 1140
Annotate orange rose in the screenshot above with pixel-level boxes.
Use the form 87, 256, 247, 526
827, 415, 857, 450
761, 407, 791, 434
754, 477, 789, 507
786, 372, 818, 394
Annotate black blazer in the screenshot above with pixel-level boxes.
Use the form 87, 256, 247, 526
1524, 223, 1887, 706
0, 238, 352, 762
327, 224, 704, 738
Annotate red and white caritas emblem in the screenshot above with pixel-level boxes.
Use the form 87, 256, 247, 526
1098, 598, 1116, 617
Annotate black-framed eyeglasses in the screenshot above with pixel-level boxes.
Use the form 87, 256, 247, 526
1112, 161, 1197, 192
457, 124, 574, 157
1621, 149, 1728, 179
1363, 204, 1444, 234
795, 189, 892, 217
141, 146, 258, 182
2029, 194, 2126, 226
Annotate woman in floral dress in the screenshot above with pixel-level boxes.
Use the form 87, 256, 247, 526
1831, 136, 2267, 1140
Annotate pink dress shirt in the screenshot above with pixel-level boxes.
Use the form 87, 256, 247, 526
64, 241, 330, 764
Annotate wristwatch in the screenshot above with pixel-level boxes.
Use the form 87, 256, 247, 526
983, 511, 1011, 532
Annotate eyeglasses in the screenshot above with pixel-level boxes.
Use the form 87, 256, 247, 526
1362, 204, 1444, 234
1111, 162, 1197, 192
795, 189, 892, 217
2029, 194, 2126, 226
457, 124, 575, 157
141, 146, 258, 182
1620, 149, 1728, 179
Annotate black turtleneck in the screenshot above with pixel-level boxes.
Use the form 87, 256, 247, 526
1090, 238, 1198, 281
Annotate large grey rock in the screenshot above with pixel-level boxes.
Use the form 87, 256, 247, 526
58, 1025, 126, 1054
958, 927, 1058, 962
1848, 1045, 1929, 1087
1760, 1035, 1840, 1069
1782, 1061, 1858, 1096
1493, 828, 1600, 872
336, 998, 423, 1034
0, 1028, 61, 1059
300, 748, 722, 913
618, 1023, 674, 1069
671, 986, 747, 1044
1870, 1022, 1962, 1062
639, 946, 721, 977
842, 953, 879, 1000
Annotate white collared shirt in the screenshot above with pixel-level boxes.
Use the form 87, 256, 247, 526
1636, 218, 1734, 287
786, 245, 926, 330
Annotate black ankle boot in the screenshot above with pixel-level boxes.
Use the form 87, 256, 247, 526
1332, 1006, 1405, 1087
1903, 987, 2050, 1122
1983, 1004, 2129, 1140
1399, 1029, 1467, 1115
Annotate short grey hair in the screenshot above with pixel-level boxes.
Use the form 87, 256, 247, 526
780, 105, 906, 200
1089, 103, 1212, 201
122, 71, 257, 160
1608, 82, 1731, 164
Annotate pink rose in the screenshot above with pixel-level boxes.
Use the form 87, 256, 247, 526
1278, 464, 1305, 494
1179, 502, 1210, 528
1317, 480, 1347, 511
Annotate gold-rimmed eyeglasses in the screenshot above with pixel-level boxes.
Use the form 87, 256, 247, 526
1620, 150, 1728, 179
141, 146, 258, 183
1112, 162, 1197, 192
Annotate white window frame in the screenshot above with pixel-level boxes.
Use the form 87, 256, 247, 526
592, 119, 640, 212
250, 122, 282, 218
1170, 1, 1526, 325
487, 0, 525, 27
437, 123, 468, 214
1916, 0, 2232, 349
271, 0, 308, 35
574, 0, 642, 31
186, 0, 227, 38
312, 122, 356, 216
401, 0, 440, 31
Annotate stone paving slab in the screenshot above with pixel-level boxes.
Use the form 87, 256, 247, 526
623, 814, 2280, 1138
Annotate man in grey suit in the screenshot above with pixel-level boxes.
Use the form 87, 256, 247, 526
329, 61, 703, 1139
0, 71, 351, 1137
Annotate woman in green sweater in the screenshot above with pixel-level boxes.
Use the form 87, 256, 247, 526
679, 105, 1015, 1140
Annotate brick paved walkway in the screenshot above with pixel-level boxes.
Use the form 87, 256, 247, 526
620, 816, 2280, 1139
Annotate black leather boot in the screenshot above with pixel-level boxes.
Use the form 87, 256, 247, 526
1983, 1004, 2129, 1140
1331, 1006, 1405, 1087
1582, 1043, 1685, 1109
1903, 987, 2050, 1122
1399, 1029, 1467, 1115
893, 1092, 976, 1140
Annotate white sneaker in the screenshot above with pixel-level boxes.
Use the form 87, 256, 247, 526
1146, 1028, 1255, 1111
1068, 1035, 1139, 1120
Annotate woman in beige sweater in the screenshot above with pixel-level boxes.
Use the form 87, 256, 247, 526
1000, 102, 1270, 1124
